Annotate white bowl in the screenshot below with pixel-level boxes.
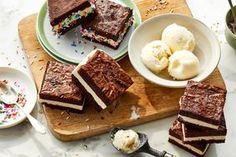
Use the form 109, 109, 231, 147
0, 67, 37, 128
128, 14, 221, 88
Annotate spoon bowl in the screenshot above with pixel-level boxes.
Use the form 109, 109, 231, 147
110, 127, 148, 154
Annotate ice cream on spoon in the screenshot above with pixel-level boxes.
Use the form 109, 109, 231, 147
111, 127, 176, 157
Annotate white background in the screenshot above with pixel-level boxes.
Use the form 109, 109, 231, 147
0, 0, 236, 156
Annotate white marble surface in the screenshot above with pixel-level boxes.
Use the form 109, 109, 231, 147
0, 0, 236, 156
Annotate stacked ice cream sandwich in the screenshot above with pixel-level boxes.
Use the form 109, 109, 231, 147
168, 81, 227, 157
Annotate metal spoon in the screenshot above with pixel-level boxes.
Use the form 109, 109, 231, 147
0, 81, 46, 134
228, 0, 236, 24
110, 127, 175, 157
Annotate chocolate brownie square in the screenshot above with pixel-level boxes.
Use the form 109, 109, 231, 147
48, 0, 95, 35
178, 81, 227, 130
80, 0, 133, 49
72, 49, 133, 109
39, 61, 85, 110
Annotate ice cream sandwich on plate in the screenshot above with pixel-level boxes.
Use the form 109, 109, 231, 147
48, 0, 95, 35
80, 0, 133, 49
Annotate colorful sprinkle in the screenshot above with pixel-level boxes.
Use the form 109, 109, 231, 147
0, 81, 27, 125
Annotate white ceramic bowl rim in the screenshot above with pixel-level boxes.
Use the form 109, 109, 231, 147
128, 13, 221, 88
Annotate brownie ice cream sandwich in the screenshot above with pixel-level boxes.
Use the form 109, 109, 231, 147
178, 81, 227, 130
80, 0, 133, 49
169, 120, 210, 157
72, 49, 133, 109
39, 61, 85, 110
48, 0, 95, 35
182, 114, 227, 143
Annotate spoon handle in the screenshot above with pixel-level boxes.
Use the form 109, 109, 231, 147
16, 103, 46, 134
145, 147, 165, 157
228, 0, 236, 23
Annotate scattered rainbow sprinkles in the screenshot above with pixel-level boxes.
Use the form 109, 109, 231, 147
0, 80, 27, 125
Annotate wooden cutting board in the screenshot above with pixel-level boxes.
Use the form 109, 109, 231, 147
18, 0, 226, 141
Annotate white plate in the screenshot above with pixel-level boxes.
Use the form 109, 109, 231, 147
0, 67, 37, 128
128, 14, 221, 88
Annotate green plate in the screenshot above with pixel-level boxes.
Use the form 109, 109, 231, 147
36, 0, 142, 64
36, 28, 129, 63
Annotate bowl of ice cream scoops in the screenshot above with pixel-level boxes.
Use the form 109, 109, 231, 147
128, 14, 221, 88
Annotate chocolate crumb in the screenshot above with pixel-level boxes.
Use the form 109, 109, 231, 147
109, 109, 113, 114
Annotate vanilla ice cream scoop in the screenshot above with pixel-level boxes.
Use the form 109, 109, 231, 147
141, 40, 172, 74
162, 23, 195, 52
168, 50, 200, 80
112, 129, 140, 153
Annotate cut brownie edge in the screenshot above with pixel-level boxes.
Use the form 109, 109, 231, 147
168, 137, 210, 157
72, 51, 107, 109
81, 16, 133, 49
78, 68, 112, 104
38, 97, 85, 110
182, 124, 226, 143
72, 69, 107, 109
178, 115, 219, 130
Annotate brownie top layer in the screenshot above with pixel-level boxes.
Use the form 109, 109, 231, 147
184, 80, 227, 96
48, 0, 91, 26
179, 81, 226, 125
39, 61, 83, 104
169, 120, 209, 151
184, 114, 227, 137
82, 0, 133, 40
79, 50, 133, 103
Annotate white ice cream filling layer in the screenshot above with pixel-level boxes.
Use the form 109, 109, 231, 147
169, 135, 209, 155
72, 50, 107, 109
38, 98, 84, 110
179, 115, 219, 130
81, 17, 133, 47
182, 124, 225, 142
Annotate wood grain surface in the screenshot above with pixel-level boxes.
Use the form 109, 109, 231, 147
18, 0, 226, 141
